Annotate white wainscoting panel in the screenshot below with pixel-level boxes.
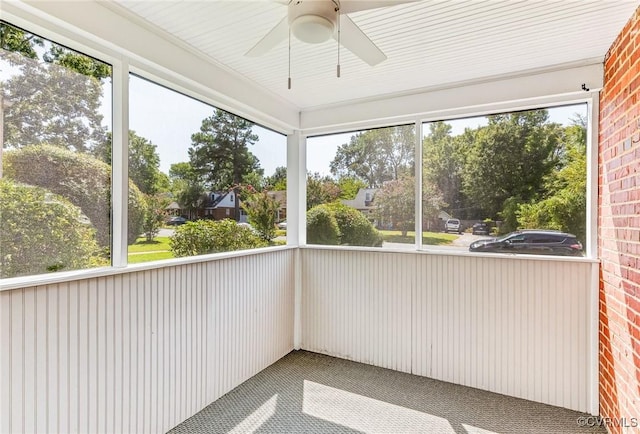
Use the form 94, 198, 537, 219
300, 248, 595, 413
301, 249, 414, 373
0, 249, 295, 434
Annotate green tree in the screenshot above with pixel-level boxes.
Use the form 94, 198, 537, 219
44, 45, 111, 80
241, 188, 279, 241
0, 179, 103, 278
306, 172, 341, 209
423, 122, 469, 217
517, 120, 587, 241
265, 166, 287, 190
169, 162, 206, 216
1, 50, 107, 152
337, 176, 367, 200
188, 109, 261, 220
0, 24, 43, 59
141, 194, 167, 242
330, 125, 414, 188
95, 131, 164, 195
461, 110, 562, 221
375, 175, 444, 236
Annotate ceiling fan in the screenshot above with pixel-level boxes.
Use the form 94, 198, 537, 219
246, 0, 417, 72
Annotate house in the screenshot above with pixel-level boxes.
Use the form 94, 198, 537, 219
1, 2, 639, 434
341, 188, 378, 223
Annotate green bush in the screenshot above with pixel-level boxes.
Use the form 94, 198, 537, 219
3, 144, 145, 246
169, 219, 267, 257
241, 190, 278, 241
306, 204, 340, 245
0, 179, 104, 278
328, 203, 383, 247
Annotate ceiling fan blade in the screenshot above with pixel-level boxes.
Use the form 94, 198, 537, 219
336, 15, 386, 66
339, 0, 419, 14
245, 16, 289, 57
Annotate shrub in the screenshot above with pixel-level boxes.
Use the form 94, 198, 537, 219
306, 204, 340, 245
3, 144, 145, 246
169, 219, 267, 257
141, 194, 166, 242
0, 179, 104, 278
328, 202, 383, 247
241, 190, 278, 241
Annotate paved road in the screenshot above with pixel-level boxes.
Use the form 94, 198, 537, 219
383, 233, 490, 251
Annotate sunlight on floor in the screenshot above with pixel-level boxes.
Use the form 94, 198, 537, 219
302, 380, 460, 433
229, 394, 278, 434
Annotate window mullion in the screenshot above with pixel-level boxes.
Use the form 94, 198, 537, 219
415, 120, 423, 250
112, 60, 129, 268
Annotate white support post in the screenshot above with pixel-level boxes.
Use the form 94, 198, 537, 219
288, 130, 306, 350
112, 61, 129, 268
286, 130, 306, 246
415, 120, 423, 250
586, 94, 599, 260
586, 93, 600, 415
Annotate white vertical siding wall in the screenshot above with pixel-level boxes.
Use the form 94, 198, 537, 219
301, 248, 596, 413
0, 249, 295, 434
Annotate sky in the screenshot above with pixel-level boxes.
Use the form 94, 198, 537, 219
108, 77, 586, 179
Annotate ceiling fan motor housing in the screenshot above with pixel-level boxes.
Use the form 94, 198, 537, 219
288, 1, 339, 44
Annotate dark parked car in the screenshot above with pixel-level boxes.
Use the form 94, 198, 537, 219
472, 222, 490, 235
167, 216, 187, 226
469, 230, 584, 256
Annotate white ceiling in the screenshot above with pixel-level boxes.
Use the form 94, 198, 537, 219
111, 0, 637, 111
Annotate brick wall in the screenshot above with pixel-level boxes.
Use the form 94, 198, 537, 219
599, 6, 640, 433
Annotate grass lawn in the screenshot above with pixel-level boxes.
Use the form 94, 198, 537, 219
128, 236, 173, 263
379, 230, 459, 245
128, 237, 171, 253
128, 251, 174, 263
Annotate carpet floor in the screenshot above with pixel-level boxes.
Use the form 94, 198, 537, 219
169, 350, 604, 434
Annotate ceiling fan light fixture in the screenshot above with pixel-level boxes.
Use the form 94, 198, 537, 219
291, 15, 334, 44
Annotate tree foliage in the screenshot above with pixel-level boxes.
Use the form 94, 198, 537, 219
241, 188, 279, 241
423, 122, 469, 217
517, 120, 587, 241
0, 179, 103, 278
169, 162, 206, 215
337, 176, 367, 200
266, 166, 287, 191
188, 109, 261, 220
3, 144, 145, 246
1, 35, 108, 152
307, 172, 340, 210
95, 131, 165, 195
461, 110, 562, 220
169, 219, 267, 257
0, 23, 43, 59
375, 175, 444, 236
330, 125, 414, 188
44, 45, 111, 80
141, 194, 167, 242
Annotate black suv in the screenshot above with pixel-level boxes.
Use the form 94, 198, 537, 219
469, 230, 583, 256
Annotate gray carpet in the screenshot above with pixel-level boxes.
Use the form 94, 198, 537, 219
169, 350, 605, 434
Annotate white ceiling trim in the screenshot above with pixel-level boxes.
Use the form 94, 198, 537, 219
300, 62, 604, 135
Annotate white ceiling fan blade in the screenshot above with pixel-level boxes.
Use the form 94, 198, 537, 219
339, 0, 419, 14
245, 16, 289, 57
336, 15, 386, 66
